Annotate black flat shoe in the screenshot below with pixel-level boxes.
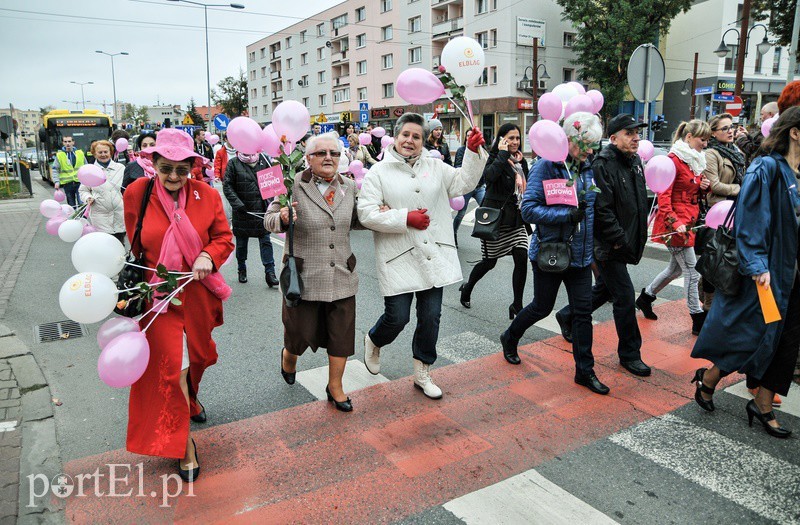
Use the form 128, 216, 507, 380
265, 271, 279, 288
508, 304, 522, 320
238, 269, 248, 283
621, 359, 652, 377
177, 438, 200, 483
325, 385, 353, 412
575, 373, 610, 395
459, 284, 471, 309
190, 401, 207, 423
555, 310, 573, 343
635, 288, 658, 320
280, 348, 296, 385
691, 368, 715, 412
746, 399, 791, 438
500, 331, 521, 365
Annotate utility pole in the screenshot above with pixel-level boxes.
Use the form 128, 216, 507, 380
734, 0, 751, 98
787, 0, 800, 82
532, 37, 539, 120
690, 53, 698, 119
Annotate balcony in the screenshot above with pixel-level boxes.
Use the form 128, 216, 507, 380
432, 17, 463, 39
272, 91, 283, 100
331, 27, 348, 40
334, 75, 350, 87
332, 51, 349, 64
270, 70, 282, 81
434, 0, 463, 4
270, 51, 281, 62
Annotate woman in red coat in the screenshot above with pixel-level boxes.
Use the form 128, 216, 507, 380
636, 120, 711, 335
123, 129, 233, 482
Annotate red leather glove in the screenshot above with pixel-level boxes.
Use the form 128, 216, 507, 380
466, 127, 485, 153
407, 209, 430, 230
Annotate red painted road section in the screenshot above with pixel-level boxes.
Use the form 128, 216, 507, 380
64, 300, 727, 524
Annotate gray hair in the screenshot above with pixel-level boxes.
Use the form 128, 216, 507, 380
305, 131, 342, 155
562, 112, 603, 143
762, 101, 778, 116
393, 113, 426, 137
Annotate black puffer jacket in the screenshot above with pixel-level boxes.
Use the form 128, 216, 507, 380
424, 140, 453, 166
591, 144, 649, 264
481, 150, 529, 228
223, 155, 273, 238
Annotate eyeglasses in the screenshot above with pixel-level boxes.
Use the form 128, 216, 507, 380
157, 164, 191, 177
714, 125, 733, 133
309, 150, 342, 158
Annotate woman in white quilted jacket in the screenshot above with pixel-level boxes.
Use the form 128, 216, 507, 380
79, 140, 126, 244
357, 113, 487, 400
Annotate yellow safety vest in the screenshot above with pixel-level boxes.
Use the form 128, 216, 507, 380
55, 150, 86, 184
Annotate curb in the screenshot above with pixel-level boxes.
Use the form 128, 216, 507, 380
0, 324, 64, 524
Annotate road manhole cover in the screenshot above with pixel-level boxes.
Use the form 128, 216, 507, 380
34, 320, 86, 343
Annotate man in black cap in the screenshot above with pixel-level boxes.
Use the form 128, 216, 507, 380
554, 114, 652, 378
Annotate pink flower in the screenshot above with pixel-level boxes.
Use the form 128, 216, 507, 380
573, 121, 581, 130
438, 65, 446, 73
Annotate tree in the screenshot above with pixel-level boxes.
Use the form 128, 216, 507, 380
39, 105, 55, 116
121, 104, 150, 128
753, 0, 798, 57
556, 0, 693, 118
186, 98, 205, 127
211, 69, 248, 117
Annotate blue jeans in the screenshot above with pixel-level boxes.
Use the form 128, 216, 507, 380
453, 185, 486, 233
62, 181, 82, 208
368, 287, 443, 365
235, 233, 275, 273
506, 265, 595, 376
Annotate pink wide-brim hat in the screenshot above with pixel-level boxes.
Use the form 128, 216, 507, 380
140, 128, 208, 166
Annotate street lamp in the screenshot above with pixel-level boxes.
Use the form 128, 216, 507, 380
680, 78, 692, 96
518, 64, 550, 96
714, 25, 771, 58
166, 0, 245, 130
96, 51, 129, 121
69, 81, 94, 110
61, 99, 82, 110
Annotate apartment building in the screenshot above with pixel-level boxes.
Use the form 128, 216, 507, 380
144, 105, 186, 128
246, 0, 580, 149
0, 108, 42, 147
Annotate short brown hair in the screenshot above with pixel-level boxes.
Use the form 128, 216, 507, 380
708, 113, 734, 132
90, 140, 115, 156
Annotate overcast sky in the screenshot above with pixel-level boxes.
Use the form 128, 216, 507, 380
0, 0, 342, 112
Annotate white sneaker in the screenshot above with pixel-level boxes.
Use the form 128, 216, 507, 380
364, 334, 381, 375
413, 358, 443, 399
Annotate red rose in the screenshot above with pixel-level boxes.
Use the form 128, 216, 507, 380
438, 65, 446, 73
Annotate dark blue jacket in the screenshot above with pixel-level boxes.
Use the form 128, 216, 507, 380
522, 157, 597, 268
692, 154, 800, 379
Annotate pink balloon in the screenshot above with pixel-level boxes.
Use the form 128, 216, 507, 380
97, 317, 141, 349
97, 332, 150, 388
449, 196, 465, 211
371, 127, 386, 138
538, 93, 563, 122
115, 138, 129, 153
564, 94, 596, 118
586, 90, 604, 114
227, 117, 263, 155
358, 133, 372, 146
208, 134, 220, 145
567, 82, 586, 95
261, 124, 283, 157
705, 200, 735, 229
396, 68, 446, 105
529, 120, 568, 163
46, 215, 67, 235
355, 177, 363, 190
428, 150, 443, 160
205, 167, 215, 178
77, 164, 106, 187
40, 199, 62, 218
60, 204, 73, 216
638, 140, 655, 162
761, 116, 778, 138
381, 136, 394, 149
349, 160, 364, 174
644, 156, 676, 193
272, 100, 311, 143
81, 223, 98, 236
54, 189, 66, 202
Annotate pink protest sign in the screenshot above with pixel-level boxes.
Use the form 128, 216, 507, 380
542, 179, 578, 207
257, 166, 287, 200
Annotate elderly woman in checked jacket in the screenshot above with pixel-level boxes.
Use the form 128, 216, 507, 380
264, 132, 364, 412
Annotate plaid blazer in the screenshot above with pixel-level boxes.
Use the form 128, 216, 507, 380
265, 169, 360, 303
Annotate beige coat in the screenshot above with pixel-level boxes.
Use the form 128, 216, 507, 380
264, 169, 360, 303
78, 160, 125, 234
703, 148, 740, 206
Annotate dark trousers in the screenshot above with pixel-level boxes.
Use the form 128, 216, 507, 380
507, 265, 594, 375
465, 247, 529, 309
62, 181, 82, 208
235, 233, 275, 273
368, 287, 443, 365
556, 259, 642, 362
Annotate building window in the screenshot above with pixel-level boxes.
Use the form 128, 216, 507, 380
319, 94, 327, 107
332, 14, 347, 30
249, 51, 255, 62
409, 16, 421, 33
301, 53, 308, 65
381, 25, 393, 41
356, 34, 367, 48
490, 29, 497, 48
334, 88, 350, 103
287, 79, 293, 91
318, 71, 326, 83
381, 54, 394, 69
261, 66, 267, 77
773, 46, 782, 75
263, 104, 269, 114
409, 47, 422, 64
381, 0, 392, 12
300, 30, 307, 43
262, 86, 268, 96
286, 58, 292, 69
563, 68, 574, 82
260, 47, 266, 58
301, 74, 308, 86
477, 67, 488, 86
317, 23, 325, 36
285, 36, 292, 48
356, 6, 366, 22
724, 45, 738, 72
476, 0, 488, 15
490, 65, 497, 85
357, 60, 367, 75
317, 47, 326, 60
563, 32, 576, 48
251, 106, 258, 116
475, 31, 488, 49
382, 83, 394, 98
302, 97, 309, 106
358, 87, 367, 101
754, 48, 763, 74
249, 70, 256, 80
251, 88, 258, 99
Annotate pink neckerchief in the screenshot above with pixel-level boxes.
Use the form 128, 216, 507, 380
137, 156, 155, 178
152, 179, 231, 306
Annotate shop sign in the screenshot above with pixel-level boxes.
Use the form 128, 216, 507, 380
433, 102, 456, 114
340, 112, 352, 122
517, 99, 533, 110
371, 108, 390, 119
393, 107, 405, 117
715, 79, 744, 92
325, 113, 341, 124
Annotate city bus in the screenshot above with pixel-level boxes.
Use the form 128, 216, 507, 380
37, 109, 113, 183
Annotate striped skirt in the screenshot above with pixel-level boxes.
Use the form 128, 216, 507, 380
481, 225, 530, 259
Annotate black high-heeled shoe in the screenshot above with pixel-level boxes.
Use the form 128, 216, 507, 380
746, 399, 791, 438
190, 401, 207, 423
177, 438, 200, 482
500, 331, 521, 365
508, 304, 522, 320
691, 368, 715, 412
459, 284, 472, 308
325, 385, 353, 412
280, 348, 296, 385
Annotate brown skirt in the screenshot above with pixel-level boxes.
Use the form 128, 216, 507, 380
282, 295, 356, 357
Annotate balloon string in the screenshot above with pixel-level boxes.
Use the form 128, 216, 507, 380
649, 225, 703, 240
118, 274, 193, 293
646, 197, 658, 228
123, 261, 193, 275
141, 278, 194, 332
247, 211, 266, 218
446, 96, 474, 127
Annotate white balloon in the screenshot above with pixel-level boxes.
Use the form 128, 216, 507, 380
71, 232, 127, 277
441, 36, 486, 86
60, 204, 73, 217
58, 220, 84, 243
552, 83, 580, 103
59, 272, 119, 324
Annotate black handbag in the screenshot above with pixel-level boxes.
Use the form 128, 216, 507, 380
697, 200, 740, 296
471, 206, 503, 241
280, 200, 304, 307
114, 178, 155, 317
537, 226, 574, 273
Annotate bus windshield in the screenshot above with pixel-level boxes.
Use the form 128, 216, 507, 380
39, 111, 112, 182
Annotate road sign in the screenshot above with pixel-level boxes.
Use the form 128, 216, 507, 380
359, 102, 369, 112
213, 114, 230, 130
182, 114, 194, 125
627, 44, 665, 103
694, 86, 713, 96
320, 123, 335, 133
711, 94, 734, 102
726, 96, 743, 117
359, 111, 369, 124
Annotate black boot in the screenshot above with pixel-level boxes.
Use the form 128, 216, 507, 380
635, 288, 658, 320
459, 282, 473, 308
691, 311, 707, 336
238, 269, 248, 283
265, 270, 279, 288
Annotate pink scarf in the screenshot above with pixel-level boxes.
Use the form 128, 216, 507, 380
136, 156, 155, 178
152, 179, 231, 306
